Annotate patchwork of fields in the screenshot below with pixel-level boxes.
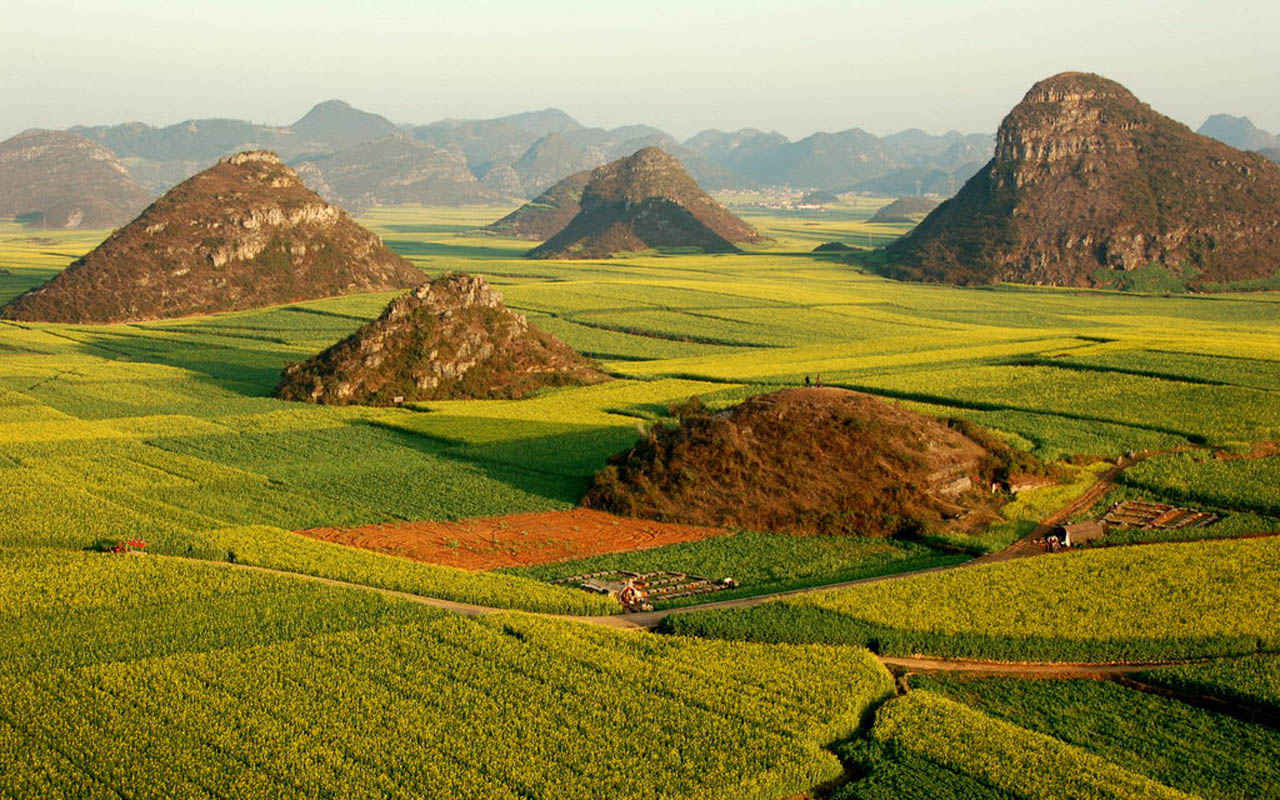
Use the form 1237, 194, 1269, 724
0, 550, 893, 799
2, 204, 1280, 799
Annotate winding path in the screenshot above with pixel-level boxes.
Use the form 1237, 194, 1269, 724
153, 446, 1259, 678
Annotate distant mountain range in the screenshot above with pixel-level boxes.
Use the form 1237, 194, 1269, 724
1197, 115, 1279, 152
27, 100, 1278, 218
53, 100, 996, 207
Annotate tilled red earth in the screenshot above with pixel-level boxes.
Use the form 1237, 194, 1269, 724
298, 509, 730, 571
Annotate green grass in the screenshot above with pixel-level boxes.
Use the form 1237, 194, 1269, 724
662, 536, 1280, 661
0, 548, 894, 800
860, 691, 1195, 799
1119, 451, 1280, 517
914, 674, 1280, 800
1136, 654, 1280, 715
503, 531, 967, 608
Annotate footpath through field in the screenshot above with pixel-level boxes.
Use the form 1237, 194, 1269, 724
148, 446, 1262, 677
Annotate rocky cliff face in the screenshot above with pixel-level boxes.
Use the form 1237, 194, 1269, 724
1, 151, 422, 323
884, 72, 1280, 289
527, 148, 764, 259
275, 273, 607, 404
0, 130, 152, 228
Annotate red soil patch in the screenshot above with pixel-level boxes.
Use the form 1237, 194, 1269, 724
297, 509, 730, 571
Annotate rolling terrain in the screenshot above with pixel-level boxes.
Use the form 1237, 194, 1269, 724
0, 201, 1277, 799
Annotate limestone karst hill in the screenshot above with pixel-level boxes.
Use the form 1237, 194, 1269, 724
868, 196, 942, 223
0, 130, 152, 229
479, 169, 592, 240
584, 387, 1049, 537
883, 72, 1280, 290
527, 147, 764, 259
0, 151, 422, 323
275, 273, 607, 404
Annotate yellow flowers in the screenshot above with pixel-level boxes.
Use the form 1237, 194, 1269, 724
0, 549, 894, 800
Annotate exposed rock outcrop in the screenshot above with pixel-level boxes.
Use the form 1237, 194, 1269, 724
0, 130, 152, 228
276, 273, 607, 404
527, 148, 764, 259
884, 72, 1280, 289
1, 151, 421, 323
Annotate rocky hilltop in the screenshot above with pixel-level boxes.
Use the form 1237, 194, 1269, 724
0, 130, 152, 228
292, 135, 503, 211
1, 151, 421, 323
276, 273, 607, 404
584, 387, 1046, 537
884, 72, 1280, 289
479, 169, 592, 239
868, 196, 941, 223
528, 148, 763, 259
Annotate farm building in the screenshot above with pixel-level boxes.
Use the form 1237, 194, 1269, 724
1057, 521, 1106, 547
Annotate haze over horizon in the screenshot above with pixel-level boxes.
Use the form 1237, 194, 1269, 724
3, 0, 1278, 142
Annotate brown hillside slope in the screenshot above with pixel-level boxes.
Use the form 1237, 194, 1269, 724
584, 387, 1046, 537
1, 151, 422, 324
527, 147, 763, 259
884, 72, 1280, 289
0, 130, 152, 229
276, 273, 607, 405
480, 169, 592, 240
869, 195, 941, 223
292, 135, 501, 211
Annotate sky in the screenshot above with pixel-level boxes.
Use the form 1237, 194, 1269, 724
2, 0, 1278, 141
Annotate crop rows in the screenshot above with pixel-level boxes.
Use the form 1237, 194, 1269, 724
1136, 654, 1280, 715
864, 691, 1195, 799
1120, 451, 1280, 517
914, 675, 1280, 800
0, 549, 894, 800
664, 537, 1280, 661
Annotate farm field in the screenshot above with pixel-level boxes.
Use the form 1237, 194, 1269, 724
849, 691, 1197, 800
1136, 653, 1280, 716
2, 207, 1277, 578
299, 509, 731, 571
2, 203, 1280, 799
663, 536, 1280, 661
912, 674, 1280, 800
504, 530, 967, 609
0, 548, 894, 799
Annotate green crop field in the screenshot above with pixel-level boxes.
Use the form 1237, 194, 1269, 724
2, 204, 1280, 798
663, 536, 1280, 661
1, 206, 1278, 606
912, 675, 1280, 800
850, 691, 1195, 800
0, 548, 894, 799
1137, 654, 1280, 715
504, 531, 967, 608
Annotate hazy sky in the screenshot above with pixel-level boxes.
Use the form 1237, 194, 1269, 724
3, 0, 1278, 141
